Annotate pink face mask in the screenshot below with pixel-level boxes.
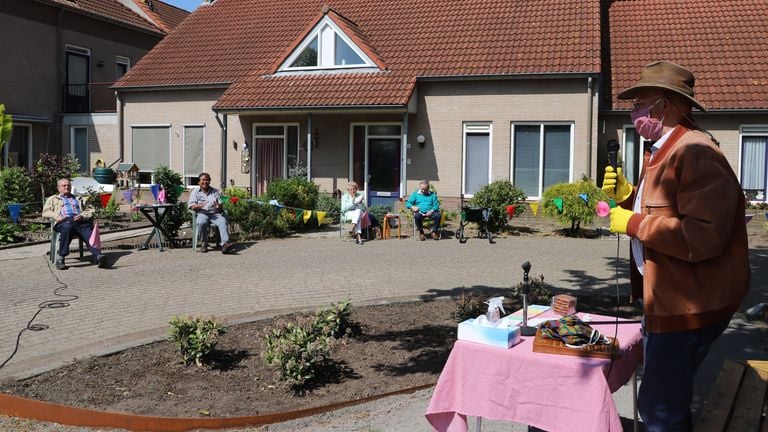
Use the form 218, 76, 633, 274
631, 100, 664, 141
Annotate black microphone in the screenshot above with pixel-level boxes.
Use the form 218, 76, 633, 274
606, 139, 620, 170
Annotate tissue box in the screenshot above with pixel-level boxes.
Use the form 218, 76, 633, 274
457, 317, 522, 349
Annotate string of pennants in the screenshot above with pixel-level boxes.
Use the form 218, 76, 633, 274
503, 194, 619, 220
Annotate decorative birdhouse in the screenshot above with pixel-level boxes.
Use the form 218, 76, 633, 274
116, 163, 140, 189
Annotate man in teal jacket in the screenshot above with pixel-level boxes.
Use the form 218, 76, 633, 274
405, 180, 441, 241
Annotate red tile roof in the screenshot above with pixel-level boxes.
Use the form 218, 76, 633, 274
115, 0, 602, 109
39, 0, 188, 35
132, 0, 190, 32
607, 0, 768, 111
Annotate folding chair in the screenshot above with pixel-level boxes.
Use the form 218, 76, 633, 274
190, 209, 228, 251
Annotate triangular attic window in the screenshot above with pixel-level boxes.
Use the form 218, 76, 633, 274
279, 16, 375, 71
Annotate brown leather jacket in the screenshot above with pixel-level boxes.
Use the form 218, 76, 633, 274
623, 125, 750, 333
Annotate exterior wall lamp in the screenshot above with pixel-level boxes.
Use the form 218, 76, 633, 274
416, 134, 426, 149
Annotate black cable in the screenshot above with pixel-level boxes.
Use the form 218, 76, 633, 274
0, 258, 78, 371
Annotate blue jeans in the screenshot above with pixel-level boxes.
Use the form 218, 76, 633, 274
638, 318, 730, 432
414, 211, 441, 233
55, 219, 100, 257
196, 212, 230, 244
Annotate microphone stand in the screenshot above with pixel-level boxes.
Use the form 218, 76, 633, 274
520, 261, 537, 336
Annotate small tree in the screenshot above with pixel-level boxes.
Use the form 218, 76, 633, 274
0, 167, 33, 212
28, 154, 80, 202
153, 165, 187, 240
541, 176, 607, 233
468, 180, 527, 232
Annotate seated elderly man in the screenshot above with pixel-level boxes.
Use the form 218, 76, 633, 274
405, 180, 441, 241
188, 173, 233, 254
43, 178, 106, 270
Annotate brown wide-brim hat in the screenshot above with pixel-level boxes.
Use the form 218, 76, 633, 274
618, 60, 708, 112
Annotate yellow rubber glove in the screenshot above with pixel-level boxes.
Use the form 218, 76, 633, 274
602, 166, 633, 204
609, 207, 635, 234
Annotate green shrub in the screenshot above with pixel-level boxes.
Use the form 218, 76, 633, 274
510, 274, 553, 305
315, 193, 340, 224
313, 300, 354, 339
153, 165, 186, 239
99, 194, 120, 221
168, 315, 226, 367
468, 180, 527, 232
451, 291, 486, 323
223, 186, 250, 199
541, 176, 607, 233
265, 177, 319, 211
223, 199, 288, 239
0, 167, 33, 212
366, 204, 391, 227
263, 318, 331, 387
0, 219, 21, 244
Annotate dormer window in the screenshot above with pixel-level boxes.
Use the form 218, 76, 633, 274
280, 17, 375, 71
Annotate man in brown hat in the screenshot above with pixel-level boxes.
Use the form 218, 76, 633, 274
602, 60, 750, 431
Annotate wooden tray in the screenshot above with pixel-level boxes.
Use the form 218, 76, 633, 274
532, 329, 620, 359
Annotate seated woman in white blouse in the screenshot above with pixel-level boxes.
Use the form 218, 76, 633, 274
340, 181, 367, 245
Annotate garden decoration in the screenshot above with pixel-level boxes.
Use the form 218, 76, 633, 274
579, 193, 589, 204
553, 197, 563, 213
7, 203, 21, 223
596, 201, 610, 217
99, 193, 112, 209
505, 204, 517, 220
530, 202, 539, 216
150, 184, 160, 203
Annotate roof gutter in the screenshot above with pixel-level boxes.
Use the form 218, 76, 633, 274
113, 83, 232, 92
416, 71, 597, 82
214, 111, 227, 191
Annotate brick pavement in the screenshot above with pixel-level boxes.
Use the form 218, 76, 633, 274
0, 227, 629, 380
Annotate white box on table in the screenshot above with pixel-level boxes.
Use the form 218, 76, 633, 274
457, 316, 522, 349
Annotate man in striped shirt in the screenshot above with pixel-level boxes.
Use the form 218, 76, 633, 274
43, 178, 106, 270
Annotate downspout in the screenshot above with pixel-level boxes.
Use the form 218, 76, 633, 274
401, 112, 408, 198
117, 92, 124, 162
586, 76, 594, 179
214, 111, 227, 190
306, 113, 312, 181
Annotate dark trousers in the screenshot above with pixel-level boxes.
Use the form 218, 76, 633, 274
55, 219, 100, 257
414, 211, 441, 233
638, 318, 730, 432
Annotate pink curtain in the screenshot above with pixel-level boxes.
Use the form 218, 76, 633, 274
256, 138, 284, 195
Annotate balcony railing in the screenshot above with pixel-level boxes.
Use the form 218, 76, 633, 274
63, 82, 116, 113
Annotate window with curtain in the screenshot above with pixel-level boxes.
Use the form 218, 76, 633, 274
464, 124, 491, 196
252, 125, 299, 195
741, 135, 767, 201
512, 123, 573, 198
132, 126, 170, 182
184, 126, 204, 186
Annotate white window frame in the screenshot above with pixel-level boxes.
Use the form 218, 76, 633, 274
278, 16, 376, 72
130, 124, 172, 186
183, 124, 205, 186
70, 126, 89, 174
251, 123, 300, 179
510, 122, 574, 200
116, 55, 130, 80
462, 122, 493, 198
739, 125, 768, 202
3, 123, 33, 169
348, 122, 403, 195
621, 125, 652, 185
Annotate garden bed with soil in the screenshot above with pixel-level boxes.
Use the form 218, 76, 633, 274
0, 296, 641, 419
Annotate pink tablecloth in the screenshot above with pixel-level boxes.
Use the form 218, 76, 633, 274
425, 314, 643, 432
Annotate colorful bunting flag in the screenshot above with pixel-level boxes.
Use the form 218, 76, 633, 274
150, 184, 160, 202
100, 193, 112, 208
316, 211, 326, 225
175, 185, 186, 196
295, 209, 304, 222
303, 210, 312, 223
553, 197, 563, 213
579, 193, 588, 204
89, 222, 101, 250
122, 189, 135, 203
609, 199, 617, 209
7, 203, 21, 223
230, 197, 239, 204
157, 189, 166, 204
530, 202, 539, 216
505, 205, 517, 219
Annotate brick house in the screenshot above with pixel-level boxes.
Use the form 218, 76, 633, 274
0, 0, 187, 173
114, 0, 768, 207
